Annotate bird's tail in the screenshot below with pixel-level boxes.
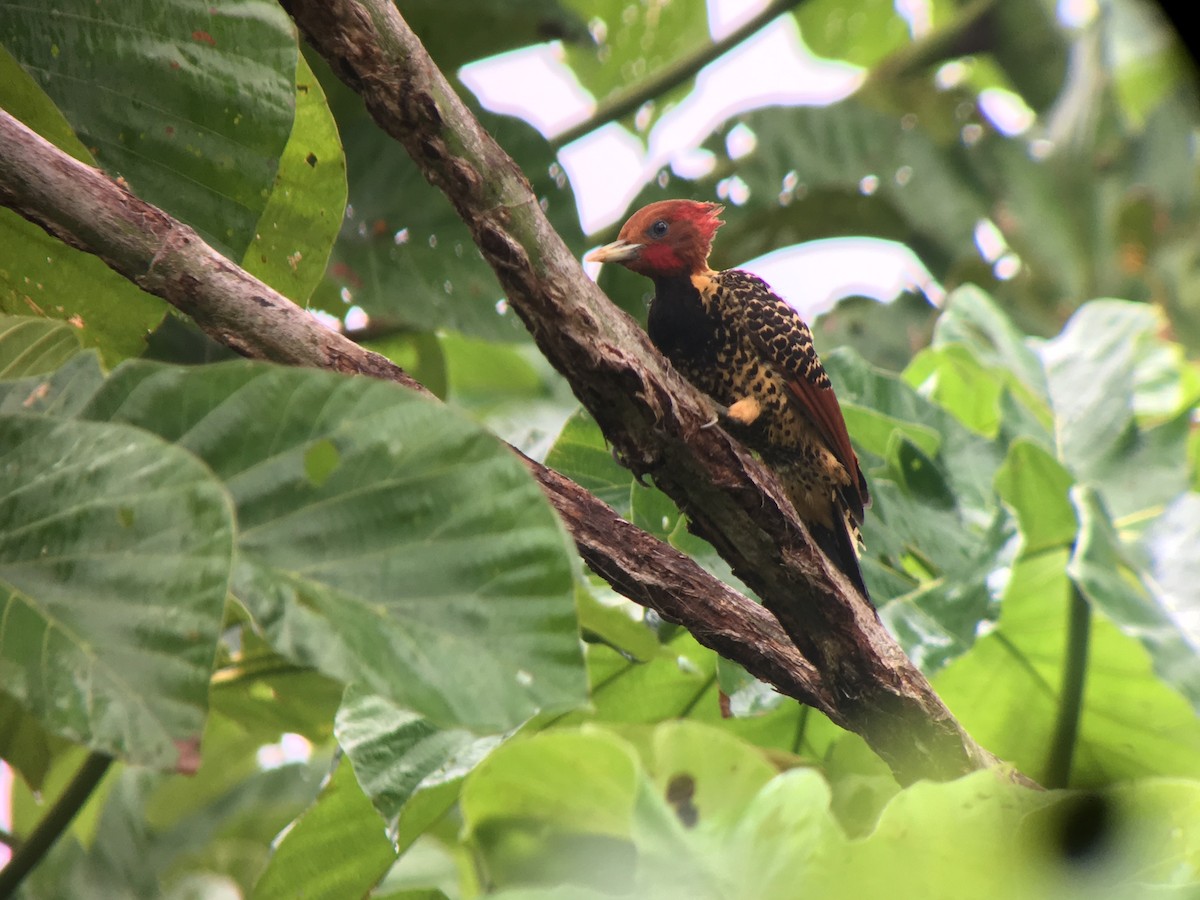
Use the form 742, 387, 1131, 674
810, 513, 870, 602
771, 460, 872, 602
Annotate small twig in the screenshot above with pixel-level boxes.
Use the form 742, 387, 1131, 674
0, 752, 112, 896
551, 0, 806, 148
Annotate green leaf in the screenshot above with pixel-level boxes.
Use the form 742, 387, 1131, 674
795, 0, 913, 68
334, 684, 480, 826
1069, 486, 1200, 709
251, 756, 397, 900
0, 0, 298, 259
314, 53, 582, 340
461, 728, 641, 891
1104, 0, 1189, 127
0, 45, 168, 364
576, 582, 661, 664
481, 733, 1200, 899
0, 42, 94, 164
82, 361, 586, 734
0, 414, 234, 769
826, 351, 1016, 667
1041, 301, 1191, 520
240, 52, 347, 305
713, 101, 989, 276
0, 687, 72, 791
0, 314, 83, 378
576, 631, 717, 727
0, 206, 164, 365
545, 408, 634, 517
995, 439, 1078, 555
403, 0, 587, 73
210, 629, 344, 745
0, 351, 106, 416
904, 345, 1005, 437
931, 285, 1050, 406
561, 0, 711, 107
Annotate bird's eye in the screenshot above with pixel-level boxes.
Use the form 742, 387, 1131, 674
649, 220, 669, 238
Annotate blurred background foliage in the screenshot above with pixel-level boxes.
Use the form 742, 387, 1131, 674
1, 0, 1199, 897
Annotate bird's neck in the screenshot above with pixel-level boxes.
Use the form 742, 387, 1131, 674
651, 267, 718, 296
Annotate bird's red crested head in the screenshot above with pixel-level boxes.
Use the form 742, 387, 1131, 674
586, 200, 725, 278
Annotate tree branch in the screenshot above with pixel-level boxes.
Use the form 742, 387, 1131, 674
0, 106, 837, 731
277, 0, 1026, 785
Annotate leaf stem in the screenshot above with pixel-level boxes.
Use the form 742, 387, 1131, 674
550, 0, 806, 148
0, 751, 113, 896
1045, 583, 1090, 789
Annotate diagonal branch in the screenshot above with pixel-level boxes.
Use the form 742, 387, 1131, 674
0, 106, 836, 728
277, 0, 1025, 785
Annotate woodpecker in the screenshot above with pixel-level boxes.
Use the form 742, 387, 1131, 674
586, 199, 870, 597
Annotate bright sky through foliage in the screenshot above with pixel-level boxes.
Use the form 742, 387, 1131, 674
460, 0, 947, 318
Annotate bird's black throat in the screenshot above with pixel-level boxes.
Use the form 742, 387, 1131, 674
647, 275, 725, 374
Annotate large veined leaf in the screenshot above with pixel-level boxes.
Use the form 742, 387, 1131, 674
0, 48, 164, 364
81, 361, 586, 733
0, 414, 234, 769
0, 0, 297, 260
